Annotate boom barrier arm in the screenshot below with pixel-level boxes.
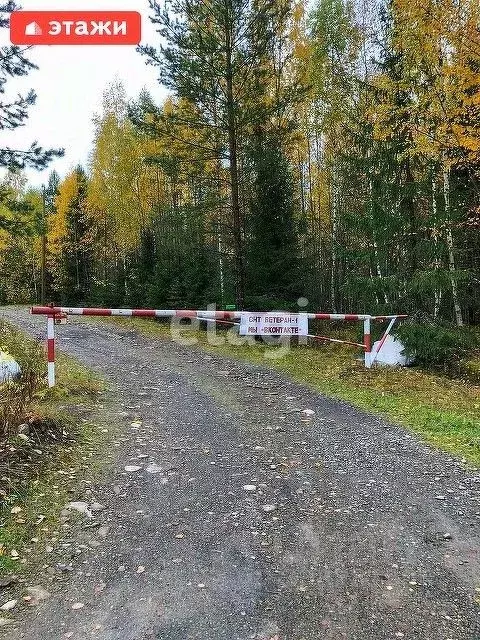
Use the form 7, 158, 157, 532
30, 306, 407, 387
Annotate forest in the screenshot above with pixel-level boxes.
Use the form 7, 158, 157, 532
1, 0, 479, 329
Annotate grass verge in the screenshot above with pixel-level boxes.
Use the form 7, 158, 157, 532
0, 324, 105, 578
97, 316, 480, 468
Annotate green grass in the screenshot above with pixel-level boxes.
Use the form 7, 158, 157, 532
0, 329, 106, 577
97, 316, 480, 468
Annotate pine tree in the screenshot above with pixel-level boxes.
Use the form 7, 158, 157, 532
138, 0, 304, 308
0, 2, 64, 171
48, 167, 92, 303
246, 130, 301, 307
45, 170, 60, 213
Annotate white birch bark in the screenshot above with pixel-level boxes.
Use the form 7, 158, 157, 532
443, 164, 464, 326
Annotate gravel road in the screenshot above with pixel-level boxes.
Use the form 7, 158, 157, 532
1, 307, 480, 640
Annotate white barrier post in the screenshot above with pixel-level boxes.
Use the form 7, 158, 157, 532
47, 315, 55, 387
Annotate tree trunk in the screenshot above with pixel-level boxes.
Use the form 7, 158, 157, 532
367, 149, 389, 305
330, 165, 337, 312
431, 174, 442, 318
403, 156, 417, 276
314, 130, 323, 292
213, 99, 226, 309
443, 164, 463, 326
225, 9, 245, 309
73, 217, 80, 292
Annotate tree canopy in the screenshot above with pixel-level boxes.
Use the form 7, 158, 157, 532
0, 0, 478, 326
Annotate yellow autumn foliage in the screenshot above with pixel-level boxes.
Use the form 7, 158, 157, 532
373, 0, 480, 164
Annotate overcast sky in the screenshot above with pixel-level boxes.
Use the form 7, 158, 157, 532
1, 0, 167, 188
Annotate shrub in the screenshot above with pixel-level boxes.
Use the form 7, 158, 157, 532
395, 315, 479, 370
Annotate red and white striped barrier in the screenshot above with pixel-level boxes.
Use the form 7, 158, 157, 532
32, 306, 382, 321
47, 314, 55, 388
31, 306, 407, 387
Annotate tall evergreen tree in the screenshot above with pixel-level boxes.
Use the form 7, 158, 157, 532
45, 170, 60, 213
138, 0, 304, 308
246, 131, 301, 306
0, 2, 64, 172
47, 167, 92, 304
63, 167, 92, 303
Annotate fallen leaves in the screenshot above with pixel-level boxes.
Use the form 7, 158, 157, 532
0, 617, 13, 627
0, 600, 17, 611
262, 504, 277, 513
25, 586, 50, 606
98, 525, 110, 538
146, 463, 162, 474
66, 502, 93, 518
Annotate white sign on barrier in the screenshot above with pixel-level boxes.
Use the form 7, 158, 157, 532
239, 313, 308, 337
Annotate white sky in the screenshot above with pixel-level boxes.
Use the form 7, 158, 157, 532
0, 0, 167, 188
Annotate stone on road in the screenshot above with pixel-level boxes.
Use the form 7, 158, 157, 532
1, 307, 479, 640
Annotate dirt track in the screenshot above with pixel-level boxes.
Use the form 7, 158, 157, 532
2, 307, 480, 640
